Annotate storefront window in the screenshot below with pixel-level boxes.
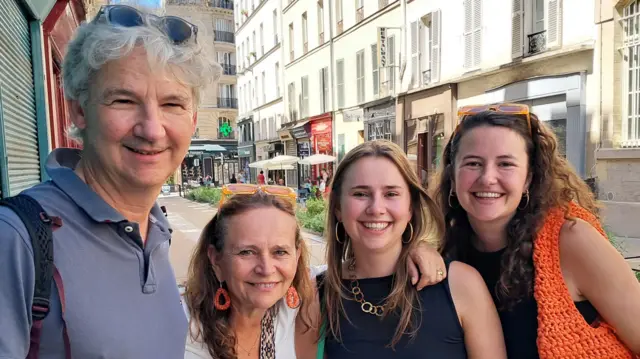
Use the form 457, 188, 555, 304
367, 120, 393, 140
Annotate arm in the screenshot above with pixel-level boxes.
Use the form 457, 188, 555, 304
559, 219, 640, 353
448, 261, 507, 359
407, 240, 447, 290
0, 213, 36, 358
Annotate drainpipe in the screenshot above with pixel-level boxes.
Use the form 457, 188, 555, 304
399, 0, 410, 92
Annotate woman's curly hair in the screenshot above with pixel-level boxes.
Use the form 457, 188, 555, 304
433, 110, 600, 309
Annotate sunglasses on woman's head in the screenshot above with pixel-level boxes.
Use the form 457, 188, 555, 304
219, 184, 298, 208
455, 103, 532, 136
92, 5, 198, 45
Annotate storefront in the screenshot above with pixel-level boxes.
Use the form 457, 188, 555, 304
363, 98, 396, 144
44, 0, 85, 150
309, 113, 333, 181
291, 120, 311, 185
237, 115, 255, 182
399, 83, 457, 187
334, 106, 365, 164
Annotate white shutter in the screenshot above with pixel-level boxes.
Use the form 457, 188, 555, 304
512, 0, 524, 58
410, 21, 419, 87
472, 0, 482, 67
545, 0, 562, 48
463, 0, 473, 68
431, 9, 441, 83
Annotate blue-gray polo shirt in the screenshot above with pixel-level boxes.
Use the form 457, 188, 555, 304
0, 148, 188, 359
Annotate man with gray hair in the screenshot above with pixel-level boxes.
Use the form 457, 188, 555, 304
0, 5, 219, 358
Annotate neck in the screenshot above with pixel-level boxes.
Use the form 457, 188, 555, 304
350, 240, 402, 278
229, 306, 266, 334
75, 158, 157, 241
468, 216, 509, 252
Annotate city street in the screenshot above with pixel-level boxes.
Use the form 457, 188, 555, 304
158, 195, 327, 283
159, 194, 640, 283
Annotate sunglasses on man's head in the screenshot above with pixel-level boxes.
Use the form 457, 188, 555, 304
93, 5, 198, 45
455, 103, 532, 135
219, 184, 298, 208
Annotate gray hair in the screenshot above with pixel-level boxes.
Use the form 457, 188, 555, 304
62, 18, 221, 142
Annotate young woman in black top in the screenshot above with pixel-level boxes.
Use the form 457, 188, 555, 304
314, 140, 506, 359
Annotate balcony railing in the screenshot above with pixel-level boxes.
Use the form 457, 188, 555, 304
218, 131, 235, 139
214, 30, 235, 43
527, 30, 546, 55
337, 20, 343, 35
218, 97, 238, 108
208, 0, 233, 9
221, 63, 236, 75
356, 7, 364, 23
319, 32, 324, 45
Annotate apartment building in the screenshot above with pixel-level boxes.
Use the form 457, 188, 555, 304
235, 0, 285, 183
166, 0, 239, 184
593, 0, 640, 238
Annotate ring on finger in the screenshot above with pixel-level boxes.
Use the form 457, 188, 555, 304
436, 269, 444, 277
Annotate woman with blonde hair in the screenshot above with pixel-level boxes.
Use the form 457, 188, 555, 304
316, 140, 506, 358
434, 104, 640, 358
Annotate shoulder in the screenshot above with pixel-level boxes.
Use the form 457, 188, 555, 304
558, 217, 609, 258
446, 261, 490, 304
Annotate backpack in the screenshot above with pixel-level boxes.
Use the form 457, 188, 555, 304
0, 194, 71, 359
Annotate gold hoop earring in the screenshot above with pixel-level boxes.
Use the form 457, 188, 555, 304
403, 223, 414, 244
335, 222, 344, 244
448, 188, 457, 208
518, 190, 530, 210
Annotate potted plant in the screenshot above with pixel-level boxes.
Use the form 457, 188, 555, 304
241, 9, 248, 17
250, 51, 257, 59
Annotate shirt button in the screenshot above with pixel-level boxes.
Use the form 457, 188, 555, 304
124, 225, 134, 233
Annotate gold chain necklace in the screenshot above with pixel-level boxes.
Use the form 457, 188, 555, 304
237, 330, 260, 356
348, 259, 385, 317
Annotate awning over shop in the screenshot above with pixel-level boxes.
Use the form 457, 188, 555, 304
189, 144, 227, 152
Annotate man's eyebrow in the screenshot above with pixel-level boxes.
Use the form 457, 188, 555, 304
101, 88, 138, 99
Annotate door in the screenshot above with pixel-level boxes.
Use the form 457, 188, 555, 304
0, 0, 40, 197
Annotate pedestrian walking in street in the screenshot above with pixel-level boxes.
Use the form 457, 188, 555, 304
0, 5, 219, 358
230, 173, 238, 183
434, 104, 640, 358
314, 140, 507, 359
182, 183, 448, 358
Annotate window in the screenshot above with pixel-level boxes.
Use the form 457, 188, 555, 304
319, 67, 329, 113
336, 59, 345, 108
254, 76, 258, 105
302, 13, 308, 54
260, 23, 264, 55
288, 82, 297, 121
623, 1, 640, 144
275, 62, 280, 97
218, 84, 236, 108
463, 0, 482, 69
289, 23, 295, 61
412, 11, 441, 87
336, 0, 343, 34
269, 117, 276, 140
371, 43, 379, 97
261, 71, 266, 104
252, 31, 257, 59
356, 0, 364, 23
273, 10, 279, 45
300, 76, 309, 118
261, 119, 267, 141
318, 1, 324, 44
356, 50, 365, 103
215, 19, 234, 32
367, 120, 392, 141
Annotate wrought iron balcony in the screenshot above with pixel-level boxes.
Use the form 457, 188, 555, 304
214, 30, 235, 43
527, 30, 546, 55
208, 0, 233, 9
218, 97, 238, 108
221, 63, 236, 75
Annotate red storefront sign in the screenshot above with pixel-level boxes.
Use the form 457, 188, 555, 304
309, 113, 333, 181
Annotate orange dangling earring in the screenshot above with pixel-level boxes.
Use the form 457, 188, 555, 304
286, 286, 301, 309
214, 284, 231, 311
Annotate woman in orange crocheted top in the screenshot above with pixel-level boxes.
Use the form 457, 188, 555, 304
432, 105, 640, 359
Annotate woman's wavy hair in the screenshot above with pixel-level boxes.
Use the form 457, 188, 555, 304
433, 110, 599, 309
323, 140, 444, 347
184, 192, 314, 359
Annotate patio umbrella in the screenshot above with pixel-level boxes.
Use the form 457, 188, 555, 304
298, 154, 336, 166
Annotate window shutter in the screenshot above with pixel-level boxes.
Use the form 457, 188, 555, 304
463, 0, 473, 68
411, 21, 419, 86
431, 9, 441, 83
545, 0, 562, 48
472, 0, 482, 67
512, 0, 524, 58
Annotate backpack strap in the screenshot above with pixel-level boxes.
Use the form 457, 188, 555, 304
0, 194, 71, 359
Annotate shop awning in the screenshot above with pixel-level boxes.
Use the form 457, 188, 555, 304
188, 144, 227, 152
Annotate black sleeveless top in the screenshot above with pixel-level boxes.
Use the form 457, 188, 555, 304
466, 247, 599, 359
317, 261, 467, 359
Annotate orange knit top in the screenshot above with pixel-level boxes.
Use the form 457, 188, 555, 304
532, 202, 638, 359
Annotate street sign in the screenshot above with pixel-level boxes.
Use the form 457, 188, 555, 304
377, 27, 387, 68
